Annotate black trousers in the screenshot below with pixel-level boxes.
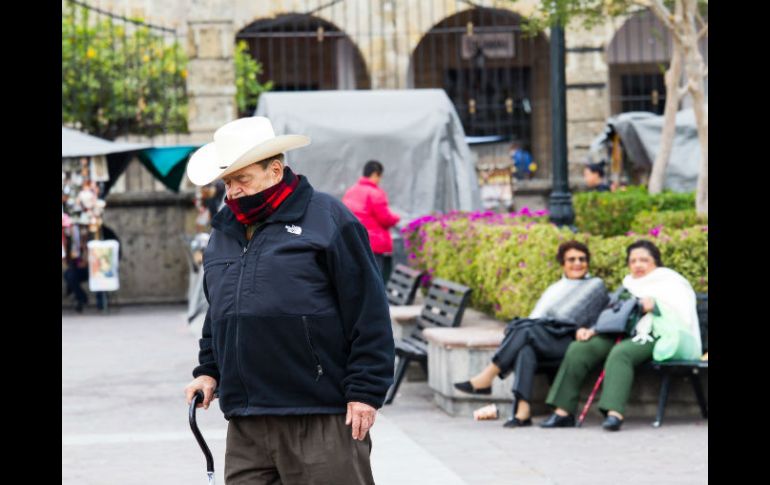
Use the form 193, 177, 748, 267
372, 254, 392, 285
491, 323, 574, 402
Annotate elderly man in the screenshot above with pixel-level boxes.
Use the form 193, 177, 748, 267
184, 117, 394, 484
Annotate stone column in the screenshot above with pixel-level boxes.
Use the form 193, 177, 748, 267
186, 13, 236, 143
564, 25, 610, 172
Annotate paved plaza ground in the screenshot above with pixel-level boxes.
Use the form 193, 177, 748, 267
63, 305, 707, 484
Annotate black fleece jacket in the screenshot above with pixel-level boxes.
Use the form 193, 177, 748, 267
192, 176, 395, 418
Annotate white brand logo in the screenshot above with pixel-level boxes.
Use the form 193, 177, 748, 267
285, 224, 302, 235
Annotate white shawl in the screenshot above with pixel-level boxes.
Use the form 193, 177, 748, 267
622, 267, 701, 349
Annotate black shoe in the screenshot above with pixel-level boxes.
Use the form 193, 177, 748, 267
453, 381, 492, 395
539, 413, 575, 428
602, 415, 623, 431
503, 416, 533, 428
75, 302, 84, 313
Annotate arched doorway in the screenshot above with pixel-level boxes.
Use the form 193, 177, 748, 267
607, 9, 708, 115
410, 7, 551, 176
236, 14, 371, 105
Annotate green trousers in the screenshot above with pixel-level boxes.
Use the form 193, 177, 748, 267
545, 334, 654, 416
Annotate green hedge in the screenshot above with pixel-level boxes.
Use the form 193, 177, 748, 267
630, 210, 708, 234
573, 186, 695, 237
405, 213, 708, 321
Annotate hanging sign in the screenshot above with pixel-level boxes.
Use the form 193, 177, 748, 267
462, 33, 515, 59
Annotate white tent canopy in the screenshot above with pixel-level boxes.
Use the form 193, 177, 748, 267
62, 127, 148, 158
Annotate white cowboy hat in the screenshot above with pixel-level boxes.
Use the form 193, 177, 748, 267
186, 117, 310, 186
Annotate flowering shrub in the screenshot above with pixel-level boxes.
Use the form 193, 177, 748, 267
630, 210, 708, 235
590, 226, 708, 294
402, 208, 708, 320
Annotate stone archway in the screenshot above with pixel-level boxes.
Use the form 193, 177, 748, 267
607, 9, 708, 115
409, 7, 551, 177
236, 13, 371, 102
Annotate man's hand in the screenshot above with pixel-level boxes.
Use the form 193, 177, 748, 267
345, 401, 377, 441
576, 327, 596, 342
184, 375, 218, 410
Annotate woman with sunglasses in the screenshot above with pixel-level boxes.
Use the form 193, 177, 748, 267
453, 241, 609, 427
540, 239, 702, 431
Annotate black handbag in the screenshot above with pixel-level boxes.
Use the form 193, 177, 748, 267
594, 288, 639, 335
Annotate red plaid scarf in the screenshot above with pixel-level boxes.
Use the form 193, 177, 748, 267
224, 166, 300, 225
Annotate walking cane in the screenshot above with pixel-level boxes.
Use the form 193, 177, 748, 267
576, 336, 622, 427
189, 390, 215, 485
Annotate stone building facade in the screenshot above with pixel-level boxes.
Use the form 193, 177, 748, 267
70, 0, 703, 305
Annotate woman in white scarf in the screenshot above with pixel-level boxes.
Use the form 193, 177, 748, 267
453, 241, 608, 428
541, 240, 702, 432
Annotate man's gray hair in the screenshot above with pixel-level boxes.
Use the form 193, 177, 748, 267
255, 153, 285, 169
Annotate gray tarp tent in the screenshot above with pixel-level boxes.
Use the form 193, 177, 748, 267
588, 108, 705, 192
255, 89, 481, 221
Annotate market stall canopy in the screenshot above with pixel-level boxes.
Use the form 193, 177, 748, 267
63, 127, 199, 193
587, 107, 706, 192
255, 89, 481, 221
62, 127, 149, 158
137, 146, 199, 192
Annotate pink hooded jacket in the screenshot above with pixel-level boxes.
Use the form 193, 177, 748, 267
342, 177, 401, 254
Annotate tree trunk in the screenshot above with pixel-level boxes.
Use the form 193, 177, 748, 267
648, 21, 683, 194
681, 0, 708, 215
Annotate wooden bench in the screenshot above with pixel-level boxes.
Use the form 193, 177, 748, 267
386, 264, 424, 306
383, 278, 472, 405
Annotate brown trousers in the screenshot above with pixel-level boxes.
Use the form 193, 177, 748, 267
225, 414, 374, 485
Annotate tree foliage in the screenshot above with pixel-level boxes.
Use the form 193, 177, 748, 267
61, 2, 188, 139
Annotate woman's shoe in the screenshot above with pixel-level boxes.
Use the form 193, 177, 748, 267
453, 381, 492, 395
602, 415, 623, 431
503, 416, 533, 428
539, 413, 575, 428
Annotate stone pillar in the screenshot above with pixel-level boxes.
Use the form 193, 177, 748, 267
564, 25, 611, 172
186, 15, 236, 142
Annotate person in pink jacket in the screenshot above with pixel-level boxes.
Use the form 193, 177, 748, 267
342, 160, 401, 282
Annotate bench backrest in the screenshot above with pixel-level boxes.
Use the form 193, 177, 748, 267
386, 264, 424, 306
696, 293, 708, 353
416, 278, 472, 335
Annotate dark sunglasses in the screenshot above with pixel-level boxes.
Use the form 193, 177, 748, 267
565, 256, 587, 263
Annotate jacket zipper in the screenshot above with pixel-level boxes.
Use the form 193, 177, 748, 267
235, 231, 256, 406
302, 316, 324, 381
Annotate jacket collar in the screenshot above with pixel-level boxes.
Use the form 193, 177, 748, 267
211, 175, 314, 245
358, 177, 379, 188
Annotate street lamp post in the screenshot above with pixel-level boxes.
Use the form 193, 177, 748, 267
548, 20, 575, 227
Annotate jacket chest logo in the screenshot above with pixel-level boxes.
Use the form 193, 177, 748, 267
285, 224, 302, 235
